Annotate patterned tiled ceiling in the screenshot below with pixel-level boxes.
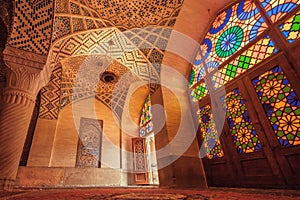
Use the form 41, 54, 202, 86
39, 28, 161, 120
60, 55, 140, 118
52, 0, 183, 41
5, 0, 185, 120
85, 0, 184, 28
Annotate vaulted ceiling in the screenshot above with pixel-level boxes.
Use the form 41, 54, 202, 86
0, 0, 235, 121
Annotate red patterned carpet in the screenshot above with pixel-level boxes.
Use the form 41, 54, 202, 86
1, 188, 300, 200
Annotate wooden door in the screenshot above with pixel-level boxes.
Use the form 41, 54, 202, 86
197, 98, 236, 187
244, 56, 300, 189
132, 137, 149, 185
199, 81, 285, 188
200, 54, 300, 189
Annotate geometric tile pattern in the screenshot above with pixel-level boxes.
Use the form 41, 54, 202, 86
52, 0, 183, 42
60, 55, 131, 109
53, 4, 173, 77
7, 0, 54, 55
51, 0, 182, 81
39, 64, 62, 119
86, 0, 183, 29
40, 28, 158, 120
48, 28, 160, 89
279, 10, 300, 43
123, 27, 172, 75
37, 0, 184, 120
40, 54, 142, 120
52, 0, 112, 41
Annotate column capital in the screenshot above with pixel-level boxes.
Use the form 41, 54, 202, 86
3, 46, 47, 72
2, 46, 48, 105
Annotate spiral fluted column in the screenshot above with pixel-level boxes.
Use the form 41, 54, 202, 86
0, 47, 48, 190
0, 88, 36, 189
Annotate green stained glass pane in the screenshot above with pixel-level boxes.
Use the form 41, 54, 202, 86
211, 35, 277, 90
191, 83, 209, 101
279, 11, 300, 43
189, 0, 271, 89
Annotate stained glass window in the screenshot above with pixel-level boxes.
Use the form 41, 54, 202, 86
224, 89, 262, 153
189, 0, 299, 93
260, 0, 300, 23
252, 66, 300, 146
191, 83, 209, 102
191, 0, 267, 84
198, 105, 224, 159
211, 35, 278, 90
279, 11, 300, 43
139, 95, 154, 137
189, 0, 299, 156
140, 95, 152, 127
189, 69, 195, 86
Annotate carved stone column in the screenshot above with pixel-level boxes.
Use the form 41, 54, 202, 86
0, 47, 47, 190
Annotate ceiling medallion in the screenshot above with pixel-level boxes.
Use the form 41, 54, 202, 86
100, 71, 118, 84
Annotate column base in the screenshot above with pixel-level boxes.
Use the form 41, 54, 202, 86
0, 179, 14, 190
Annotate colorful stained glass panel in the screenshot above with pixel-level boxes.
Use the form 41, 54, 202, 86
140, 95, 152, 126
197, 0, 267, 67
260, 0, 300, 23
279, 11, 300, 43
139, 95, 154, 137
252, 66, 300, 146
191, 83, 209, 101
224, 89, 262, 153
190, 0, 269, 87
211, 35, 278, 90
198, 105, 224, 159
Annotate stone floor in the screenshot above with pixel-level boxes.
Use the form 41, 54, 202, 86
1, 187, 300, 200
